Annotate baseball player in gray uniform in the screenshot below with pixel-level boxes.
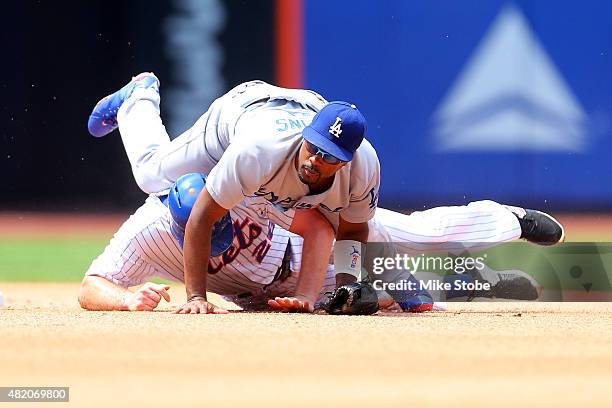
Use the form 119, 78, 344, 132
86, 73, 564, 313
88, 73, 380, 314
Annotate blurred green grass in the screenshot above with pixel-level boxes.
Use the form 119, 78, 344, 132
1, 234, 611, 292
0, 237, 173, 286
459, 243, 612, 292
0, 237, 108, 282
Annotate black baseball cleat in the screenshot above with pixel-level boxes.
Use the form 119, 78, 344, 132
467, 268, 542, 301
505, 206, 565, 246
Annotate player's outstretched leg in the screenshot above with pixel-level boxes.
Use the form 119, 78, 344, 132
88, 72, 160, 137
505, 206, 565, 246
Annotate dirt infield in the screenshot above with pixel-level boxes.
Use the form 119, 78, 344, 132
1, 283, 611, 407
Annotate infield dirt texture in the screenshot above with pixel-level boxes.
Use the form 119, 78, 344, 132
0, 214, 611, 407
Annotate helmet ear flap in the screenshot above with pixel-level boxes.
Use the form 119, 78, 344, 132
167, 173, 234, 256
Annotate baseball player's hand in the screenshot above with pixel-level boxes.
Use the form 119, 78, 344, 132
268, 296, 313, 313
123, 282, 171, 311
174, 297, 229, 314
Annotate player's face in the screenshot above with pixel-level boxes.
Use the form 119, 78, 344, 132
296, 141, 347, 188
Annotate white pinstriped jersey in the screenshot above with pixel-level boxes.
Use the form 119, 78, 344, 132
86, 197, 521, 307
86, 195, 298, 296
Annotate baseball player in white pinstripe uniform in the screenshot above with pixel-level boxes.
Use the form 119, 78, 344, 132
79, 182, 339, 312
82, 73, 564, 313
78, 172, 559, 313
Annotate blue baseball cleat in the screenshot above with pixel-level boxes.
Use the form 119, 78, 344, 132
397, 291, 434, 313
87, 72, 159, 137
383, 273, 434, 313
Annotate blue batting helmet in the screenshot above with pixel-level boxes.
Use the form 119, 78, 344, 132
167, 173, 234, 257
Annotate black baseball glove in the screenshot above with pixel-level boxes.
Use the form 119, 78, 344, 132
320, 282, 379, 315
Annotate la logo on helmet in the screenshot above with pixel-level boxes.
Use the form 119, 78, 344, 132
329, 117, 342, 138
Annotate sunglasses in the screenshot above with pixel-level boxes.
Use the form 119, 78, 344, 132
304, 140, 345, 165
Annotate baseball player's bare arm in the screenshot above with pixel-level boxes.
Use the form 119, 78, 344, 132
175, 186, 229, 314
268, 208, 335, 312
335, 217, 369, 286
78, 276, 170, 311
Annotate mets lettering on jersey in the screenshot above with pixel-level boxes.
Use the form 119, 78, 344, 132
208, 216, 273, 274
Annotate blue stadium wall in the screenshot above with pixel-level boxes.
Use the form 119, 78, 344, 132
303, 0, 612, 211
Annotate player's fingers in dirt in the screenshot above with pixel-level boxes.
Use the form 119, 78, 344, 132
174, 299, 228, 314
268, 297, 312, 313
208, 302, 229, 314
132, 302, 154, 312
123, 290, 156, 311
135, 292, 159, 310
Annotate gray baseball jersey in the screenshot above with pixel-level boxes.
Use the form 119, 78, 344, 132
206, 107, 380, 224
117, 80, 380, 226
